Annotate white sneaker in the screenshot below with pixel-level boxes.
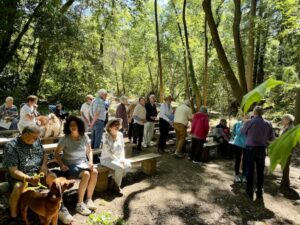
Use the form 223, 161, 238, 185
142, 143, 148, 148
242, 176, 247, 183
58, 207, 74, 224
85, 198, 97, 211
76, 202, 91, 216
234, 175, 241, 183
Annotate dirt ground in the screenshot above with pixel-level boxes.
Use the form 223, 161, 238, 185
1, 144, 300, 225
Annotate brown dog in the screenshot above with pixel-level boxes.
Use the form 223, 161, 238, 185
19, 177, 75, 225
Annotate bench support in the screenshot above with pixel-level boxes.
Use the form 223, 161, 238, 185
95, 167, 110, 192
142, 159, 157, 175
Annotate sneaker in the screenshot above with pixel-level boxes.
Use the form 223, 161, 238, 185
174, 153, 183, 159
76, 202, 91, 216
58, 207, 74, 224
234, 175, 241, 183
241, 176, 247, 183
85, 199, 97, 211
142, 143, 148, 148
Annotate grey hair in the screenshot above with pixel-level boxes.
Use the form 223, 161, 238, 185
149, 94, 156, 100
5, 96, 13, 102
22, 125, 41, 135
98, 89, 107, 96
253, 106, 264, 116
199, 106, 208, 114
120, 96, 128, 104
183, 99, 190, 106
282, 114, 295, 124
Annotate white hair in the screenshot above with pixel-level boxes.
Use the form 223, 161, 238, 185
282, 114, 295, 124
98, 89, 107, 96
183, 99, 190, 106
6, 96, 13, 102
120, 96, 128, 104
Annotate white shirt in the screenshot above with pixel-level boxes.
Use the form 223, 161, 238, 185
159, 103, 173, 122
18, 104, 36, 130
100, 132, 125, 161
80, 102, 91, 122
174, 104, 192, 126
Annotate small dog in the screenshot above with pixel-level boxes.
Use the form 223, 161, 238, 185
19, 177, 75, 225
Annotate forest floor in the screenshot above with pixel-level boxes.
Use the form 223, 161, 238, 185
1, 144, 300, 225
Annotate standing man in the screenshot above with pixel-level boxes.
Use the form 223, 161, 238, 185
143, 95, 158, 148
241, 106, 274, 200
80, 95, 94, 131
173, 100, 193, 158
132, 97, 146, 152
18, 95, 39, 133
0, 97, 19, 130
90, 89, 107, 149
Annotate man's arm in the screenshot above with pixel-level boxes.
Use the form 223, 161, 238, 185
39, 152, 48, 176
8, 167, 40, 186
240, 120, 251, 135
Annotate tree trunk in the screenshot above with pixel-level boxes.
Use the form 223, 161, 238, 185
257, 27, 268, 84
246, 0, 257, 91
154, 0, 164, 103
203, 17, 209, 106
277, 25, 285, 80
147, 61, 155, 92
253, 33, 261, 86
233, 0, 247, 91
115, 70, 120, 96
203, 0, 245, 102
121, 57, 126, 95
295, 52, 300, 126
183, 0, 201, 109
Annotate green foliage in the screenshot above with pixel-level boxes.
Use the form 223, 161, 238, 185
88, 212, 130, 225
269, 125, 300, 171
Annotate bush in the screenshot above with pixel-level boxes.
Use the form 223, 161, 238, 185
88, 212, 130, 225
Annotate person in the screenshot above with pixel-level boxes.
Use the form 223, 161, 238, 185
189, 106, 209, 164
54, 103, 69, 120
2, 126, 65, 223
18, 95, 39, 133
214, 119, 231, 158
55, 116, 98, 216
279, 114, 295, 188
173, 100, 193, 158
101, 118, 131, 193
158, 96, 173, 153
127, 101, 137, 141
90, 89, 108, 149
143, 95, 158, 148
116, 96, 129, 134
231, 111, 249, 183
0, 97, 18, 130
132, 97, 146, 152
80, 95, 94, 131
104, 99, 110, 126
241, 106, 274, 200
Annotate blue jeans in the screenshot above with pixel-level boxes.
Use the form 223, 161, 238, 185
246, 146, 266, 197
91, 119, 105, 149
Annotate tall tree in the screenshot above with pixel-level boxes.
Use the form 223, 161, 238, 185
245, 0, 257, 91
203, 0, 245, 102
183, 0, 201, 108
154, 0, 164, 103
203, 17, 209, 106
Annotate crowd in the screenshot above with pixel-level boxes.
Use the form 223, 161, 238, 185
0, 90, 296, 224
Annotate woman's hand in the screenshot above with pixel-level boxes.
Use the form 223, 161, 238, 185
89, 162, 95, 170
60, 164, 69, 172
26, 176, 40, 186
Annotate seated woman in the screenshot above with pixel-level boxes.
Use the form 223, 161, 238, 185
54, 103, 69, 120
0, 96, 19, 130
214, 119, 231, 158
101, 118, 131, 193
55, 116, 98, 216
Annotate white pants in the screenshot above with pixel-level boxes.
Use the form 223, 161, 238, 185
143, 121, 155, 146
101, 159, 131, 187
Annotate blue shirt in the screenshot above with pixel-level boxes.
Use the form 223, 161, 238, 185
231, 120, 246, 148
90, 97, 107, 121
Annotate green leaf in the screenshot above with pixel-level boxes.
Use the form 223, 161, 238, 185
269, 124, 300, 171
241, 78, 286, 113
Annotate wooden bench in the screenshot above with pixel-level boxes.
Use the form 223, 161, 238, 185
95, 153, 161, 192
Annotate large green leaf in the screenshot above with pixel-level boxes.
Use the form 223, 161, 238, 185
241, 78, 285, 113
269, 124, 300, 171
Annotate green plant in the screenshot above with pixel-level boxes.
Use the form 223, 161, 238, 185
88, 212, 130, 225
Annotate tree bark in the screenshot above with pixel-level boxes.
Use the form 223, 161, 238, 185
246, 0, 257, 91
154, 0, 164, 103
233, 0, 247, 91
121, 57, 126, 95
147, 61, 155, 92
203, 0, 245, 102
183, 0, 201, 109
257, 27, 268, 84
295, 52, 300, 126
203, 17, 209, 106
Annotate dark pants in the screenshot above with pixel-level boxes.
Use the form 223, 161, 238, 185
234, 145, 246, 176
91, 119, 105, 149
189, 138, 205, 162
128, 120, 134, 140
158, 118, 170, 151
133, 123, 144, 151
246, 146, 266, 197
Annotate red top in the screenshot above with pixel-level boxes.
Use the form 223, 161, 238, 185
191, 112, 209, 140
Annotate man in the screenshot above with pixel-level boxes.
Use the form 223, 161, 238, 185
241, 106, 274, 200
173, 100, 193, 158
116, 96, 129, 134
54, 103, 69, 120
127, 101, 137, 142
18, 95, 39, 133
3, 125, 73, 224
0, 97, 18, 130
214, 119, 231, 158
80, 94, 94, 131
143, 95, 158, 148
90, 89, 108, 149
132, 97, 146, 152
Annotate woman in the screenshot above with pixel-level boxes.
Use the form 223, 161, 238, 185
158, 96, 173, 153
18, 95, 39, 133
127, 101, 137, 141
80, 95, 94, 131
101, 118, 131, 193
55, 116, 98, 216
280, 114, 295, 188
214, 119, 231, 158
0, 96, 18, 130
54, 103, 69, 120
116, 96, 129, 134
132, 97, 146, 152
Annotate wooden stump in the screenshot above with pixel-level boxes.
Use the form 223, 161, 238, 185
95, 166, 110, 192
142, 159, 157, 175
